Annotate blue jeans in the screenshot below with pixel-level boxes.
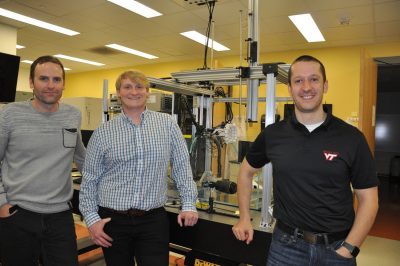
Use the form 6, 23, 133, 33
0, 206, 78, 266
267, 227, 356, 266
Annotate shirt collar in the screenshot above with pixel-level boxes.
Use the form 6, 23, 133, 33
289, 107, 333, 131
121, 107, 150, 124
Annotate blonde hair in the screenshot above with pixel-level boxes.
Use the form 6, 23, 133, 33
115, 70, 149, 90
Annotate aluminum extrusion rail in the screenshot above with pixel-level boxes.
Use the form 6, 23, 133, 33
170, 64, 290, 85
148, 77, 214, 96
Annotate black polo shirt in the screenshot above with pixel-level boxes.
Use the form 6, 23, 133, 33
246, 112, 379, 233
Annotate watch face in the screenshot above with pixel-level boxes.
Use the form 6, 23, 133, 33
342, 241, 360, 257
352, 246, 360, 257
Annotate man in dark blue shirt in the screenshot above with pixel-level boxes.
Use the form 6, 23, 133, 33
232, 55, 379, 265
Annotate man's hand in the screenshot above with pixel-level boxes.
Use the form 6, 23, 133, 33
88, 218, 113, 247
0, 203, 14, 218
335, 246, 354, 258
177, 211, 198, 227
232, 218, 254, 245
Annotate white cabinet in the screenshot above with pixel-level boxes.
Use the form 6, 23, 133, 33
61, 97, 103, 130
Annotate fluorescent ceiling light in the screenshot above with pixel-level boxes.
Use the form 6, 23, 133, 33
107, 0, 162, 18
54, 54, 105, 66
106, 44, 158, 59
16, 44, 25, 49
180, 31, 230, 51
22, 59, 71, 70
0, 8, 79, 36
289, 13, 325, 42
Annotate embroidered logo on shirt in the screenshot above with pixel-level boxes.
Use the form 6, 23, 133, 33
323, 150, 339, 161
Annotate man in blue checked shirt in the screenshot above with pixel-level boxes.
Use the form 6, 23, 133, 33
79, 70, 198, 266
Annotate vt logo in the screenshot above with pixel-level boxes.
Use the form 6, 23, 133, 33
323, 150, 339, 161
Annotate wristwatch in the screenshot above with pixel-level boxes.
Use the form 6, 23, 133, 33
341, 241, 360, 257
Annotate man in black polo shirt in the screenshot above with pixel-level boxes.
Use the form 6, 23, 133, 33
232, 55, 379, 265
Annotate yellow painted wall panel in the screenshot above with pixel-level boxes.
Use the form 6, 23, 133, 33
63, 41, 400, 140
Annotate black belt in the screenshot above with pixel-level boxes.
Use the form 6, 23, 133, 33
99, 206, 164, 217
276, 220, 349, 245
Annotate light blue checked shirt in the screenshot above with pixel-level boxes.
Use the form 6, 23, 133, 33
79, 109, 197, 227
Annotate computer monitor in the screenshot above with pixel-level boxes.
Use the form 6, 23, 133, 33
0, 52, 20, 103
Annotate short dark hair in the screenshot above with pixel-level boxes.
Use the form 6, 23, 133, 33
288, 55, 326, 85
30, 55, 65, 82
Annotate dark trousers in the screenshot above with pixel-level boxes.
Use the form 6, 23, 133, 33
99, 207, 169, 266
0, 206, 78, 266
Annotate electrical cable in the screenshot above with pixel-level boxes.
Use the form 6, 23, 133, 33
202, 1, 216, 70
211, 135, 222, 177
181, 95, 204, 135
214, 86, 233, 123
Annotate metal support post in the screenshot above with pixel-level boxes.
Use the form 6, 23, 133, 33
199, 95, 204, 126
205, 96, 213, 129
260, 73, 276, 228
102, 79, 109, 123
246, 0, 260, 122
204, 96, 213, 172
171, 93, 178, 123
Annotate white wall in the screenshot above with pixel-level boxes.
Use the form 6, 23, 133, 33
0, 23, 29, 95
0, 23, 17, 55
16, 67, 31, 92
61, 97, 103, 130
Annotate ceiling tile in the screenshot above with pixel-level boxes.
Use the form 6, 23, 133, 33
0, 0, 396, 73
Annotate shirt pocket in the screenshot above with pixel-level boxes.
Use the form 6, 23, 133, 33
63, 128, 78, 148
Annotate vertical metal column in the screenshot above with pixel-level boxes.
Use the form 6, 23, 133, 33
205, 96, 213, 129
102, 79, 109, 123
260, 73, 276, 228
199, 95, 204, 126
204, 96, 213, 172
246, 0, 259, 122
171, 93, 177, 123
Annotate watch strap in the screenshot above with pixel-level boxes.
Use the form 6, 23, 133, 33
341, 241, 360, 257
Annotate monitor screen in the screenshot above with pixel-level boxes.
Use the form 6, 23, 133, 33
0, 52, 20, 103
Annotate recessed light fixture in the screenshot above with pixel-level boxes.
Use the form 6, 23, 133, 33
54, 54, 104, 66
21, 60, 34, 64
106, 44, 158, 59
180, 31, 230, 51
107, 0, 162, 18
16, 44, 25, 49
289, 13, 325, 42
0, 8, 79, 36
21, 59, 72, 70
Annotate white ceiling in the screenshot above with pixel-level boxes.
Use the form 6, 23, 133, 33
1, 0, 400, 73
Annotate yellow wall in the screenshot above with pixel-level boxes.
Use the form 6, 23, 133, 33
222, 46, 363, 140
366, 41, 400, 58
63, 60, 205, 98
64, 41, 400, 140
